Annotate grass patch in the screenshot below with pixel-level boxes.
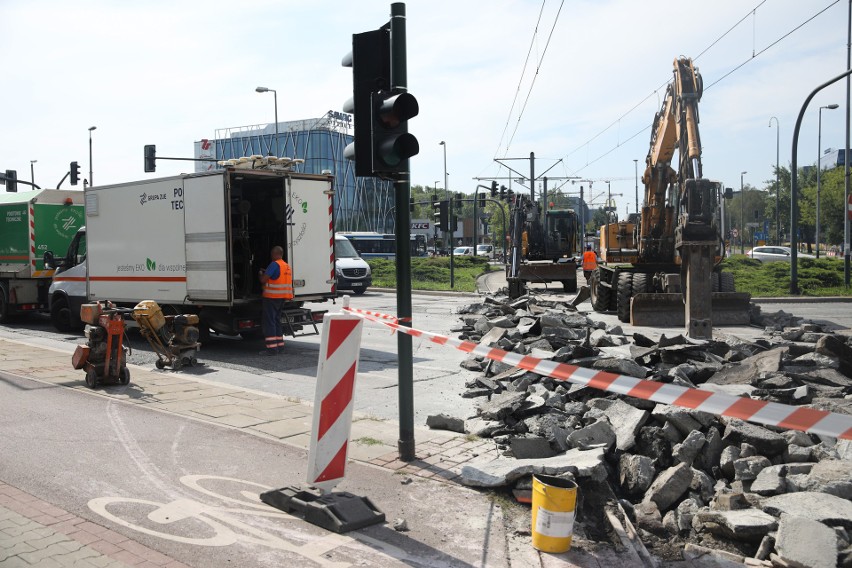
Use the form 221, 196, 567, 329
369, 256, 494, 293
721, 255, 852, 297
464, 433, 480, 443
352, 437, 383, 446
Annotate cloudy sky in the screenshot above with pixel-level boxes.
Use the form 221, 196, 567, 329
2, 0, 850, 215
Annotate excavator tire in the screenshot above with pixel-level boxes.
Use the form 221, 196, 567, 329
711, 272, 721, 293
632, 273, 650, 296
616, 272, 634, 323
720, 272, 735, 292
589, 269, 612, 312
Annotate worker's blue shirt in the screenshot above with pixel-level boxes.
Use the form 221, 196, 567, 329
264, 261, 281, 280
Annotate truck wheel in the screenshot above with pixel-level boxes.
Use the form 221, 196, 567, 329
50, 297, 76, 332
633, 273, 650, 295
616, 272, 634, 323
720, 272, 735, 292
0, 284, 9, 324
589, 269, 611, 312
119, 367, 130, 386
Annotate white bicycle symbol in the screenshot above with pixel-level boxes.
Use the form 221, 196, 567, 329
88, 475, 407, 568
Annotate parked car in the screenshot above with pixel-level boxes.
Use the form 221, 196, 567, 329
746, 246, 815, 263
453, 246, 474, 256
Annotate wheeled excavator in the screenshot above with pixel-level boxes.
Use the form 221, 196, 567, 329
588, 57, 750, 339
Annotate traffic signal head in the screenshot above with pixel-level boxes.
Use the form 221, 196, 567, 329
432, 200, 449, 231
371, 91, 419, 177
409, 196, 414, 213
500, 185, 507, 200
3, 170, 17, 192
342, 28, 389, 177
70, 161, 80, 186
490, 181, 497, 197
455, 192, 463, 210
144, 145, 156, 172
478, 192, 485, 208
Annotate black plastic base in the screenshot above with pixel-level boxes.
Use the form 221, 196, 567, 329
260, 486, 385, 533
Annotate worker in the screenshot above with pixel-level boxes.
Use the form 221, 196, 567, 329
258, 245, 293, 356
582, 244, 598, 282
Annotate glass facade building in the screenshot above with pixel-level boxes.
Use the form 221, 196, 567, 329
194, 112, 394, 232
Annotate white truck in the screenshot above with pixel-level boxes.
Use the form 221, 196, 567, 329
46, 167, 337, 337
0, 189, 84, 322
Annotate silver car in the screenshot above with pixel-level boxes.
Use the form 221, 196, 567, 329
746, 246, 815, 263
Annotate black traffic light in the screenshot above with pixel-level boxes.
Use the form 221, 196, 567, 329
3, 170, 17, 192
409, 196, 414, 213
490, 181, 497, 197
342, 28, 389, 177
70, 162, 80, 186
371, 91, 419, 177
478, 192, 486, 208
144, 145, 156, 173
455, 192, 463, 210
500, 185, 507, 200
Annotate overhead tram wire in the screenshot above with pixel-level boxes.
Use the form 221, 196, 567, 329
492, 0, 547, 163
563, 1, 840, 178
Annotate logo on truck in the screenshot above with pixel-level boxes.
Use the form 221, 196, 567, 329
51, 207, 84, 240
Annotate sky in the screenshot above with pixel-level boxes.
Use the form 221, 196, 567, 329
2, 0, 851, 217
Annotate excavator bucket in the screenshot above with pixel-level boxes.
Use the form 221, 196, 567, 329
630, 292, 752, 328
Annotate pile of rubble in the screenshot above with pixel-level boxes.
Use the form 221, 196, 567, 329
428, 294, 852, 566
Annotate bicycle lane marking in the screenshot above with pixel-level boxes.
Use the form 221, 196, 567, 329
87, 474, 410, 568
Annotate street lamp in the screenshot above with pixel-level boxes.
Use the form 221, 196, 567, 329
817, 103, 839, 258
30, 160, 36, 187
769, 117, 780, 244
88, 126, 96, 187
255, 87, 279, 157
439, 141, 448, 202
740, 171, 747, 255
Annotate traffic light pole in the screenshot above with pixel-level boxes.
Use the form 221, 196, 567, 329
389, 2, 415, 462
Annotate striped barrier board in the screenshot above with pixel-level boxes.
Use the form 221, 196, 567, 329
342, 306, 852, 441
306, 310, 364, 492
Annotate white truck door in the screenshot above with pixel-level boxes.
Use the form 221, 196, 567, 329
183, 175, 230, 301
287, 177, 334, 297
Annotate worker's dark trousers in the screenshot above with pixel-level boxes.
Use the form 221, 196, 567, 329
262, 298, 285, 352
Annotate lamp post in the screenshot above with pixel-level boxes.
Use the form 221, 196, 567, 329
769, 117, 780, 244
440, 141, 453, 287
255, 87, 279, 157
817, 103, 839, 258
633, 159, 639, 214
88, 126, 96, 187
29, 160, 36, 187
740, 171, 747, 255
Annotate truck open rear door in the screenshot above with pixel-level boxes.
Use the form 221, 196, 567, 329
287, 176, 335, 299
183, 175, 230, 302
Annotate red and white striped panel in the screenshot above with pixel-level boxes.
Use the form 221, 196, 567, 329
307, 312, 364, 492
29, 204, 36, 271
343, 306, 852, 441
328, 193, 335, 295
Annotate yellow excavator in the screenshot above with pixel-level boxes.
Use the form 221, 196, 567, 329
588, 57, 750, 339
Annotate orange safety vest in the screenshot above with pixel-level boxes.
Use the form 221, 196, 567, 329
582, 250, 598, 271
263, 259, 294, 299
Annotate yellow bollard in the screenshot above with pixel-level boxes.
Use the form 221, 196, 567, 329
531, 474, 578, 553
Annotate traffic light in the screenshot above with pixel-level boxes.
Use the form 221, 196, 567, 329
455, 192, 463, 210
342, 28, 389, 177
371, 91, 419, 177
478, 192, 486, 208
70, 162, 80, 186
409, 196, 414, 213
3, 170, 17, 192
500, 185, 507, 200
144, 145, 156, 172
432, 200, 448, 232
490, 181, 497, 197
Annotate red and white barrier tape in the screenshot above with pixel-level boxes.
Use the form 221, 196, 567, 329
342, 306, 852, 441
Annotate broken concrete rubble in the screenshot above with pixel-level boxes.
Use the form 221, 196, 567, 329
426, 292, 852, 563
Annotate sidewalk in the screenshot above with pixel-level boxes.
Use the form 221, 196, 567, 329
0, 335, 630, 567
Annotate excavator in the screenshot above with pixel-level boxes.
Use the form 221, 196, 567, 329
588, 57, 750, 339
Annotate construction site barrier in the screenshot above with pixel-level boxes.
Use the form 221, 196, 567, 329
307, 309, 364, 492
341, 306, 852, 441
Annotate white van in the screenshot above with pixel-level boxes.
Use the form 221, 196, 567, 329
335, 234, 372, 295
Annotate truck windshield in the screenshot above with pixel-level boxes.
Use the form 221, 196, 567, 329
335, 238, 360, 259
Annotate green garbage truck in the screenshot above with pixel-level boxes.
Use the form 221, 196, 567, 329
0, 189, 84, 321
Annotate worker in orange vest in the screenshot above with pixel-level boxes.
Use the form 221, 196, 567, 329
258, 245, 294, 356
582, 244, 598, 282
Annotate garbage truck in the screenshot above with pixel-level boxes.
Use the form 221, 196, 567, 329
0, 189, 84, 322
46, 163, 337, 337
